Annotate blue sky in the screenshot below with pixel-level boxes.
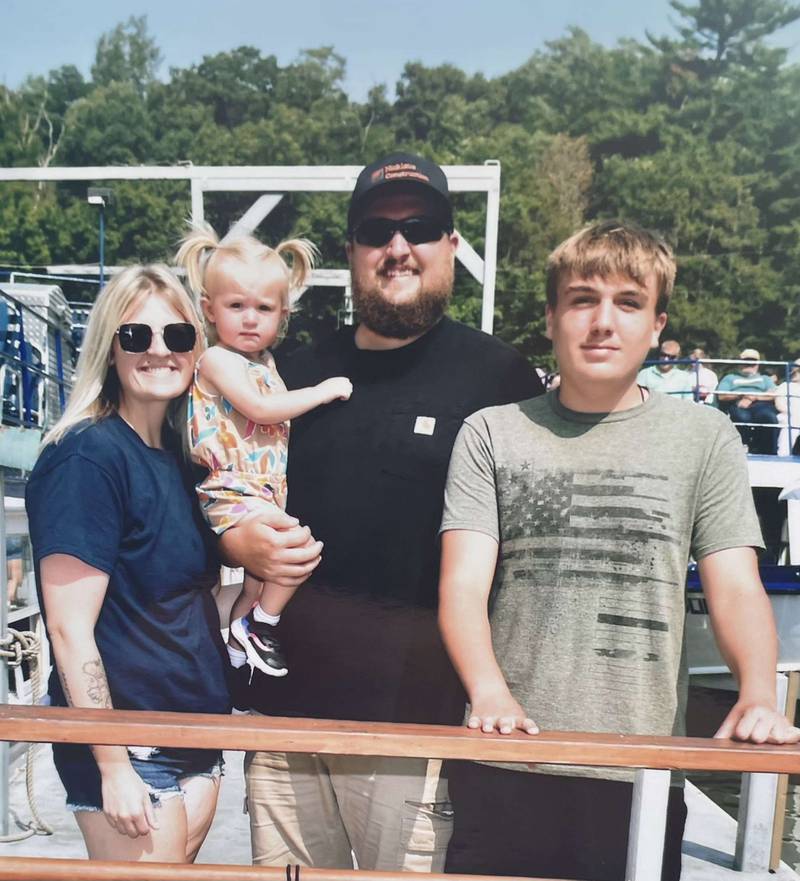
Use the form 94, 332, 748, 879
4, 0, 800, 100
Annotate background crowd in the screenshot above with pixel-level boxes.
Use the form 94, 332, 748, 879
634, 341, 800, 455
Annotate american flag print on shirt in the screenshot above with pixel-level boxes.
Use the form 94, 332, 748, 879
494, 465, 684, 705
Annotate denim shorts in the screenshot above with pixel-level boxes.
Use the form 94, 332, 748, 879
52, 742, 224, 812
6, 535, 24, 561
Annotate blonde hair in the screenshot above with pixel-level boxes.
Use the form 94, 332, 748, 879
546, 220, 676, 314
175, 222, 317, 346
42, 264, 204, 449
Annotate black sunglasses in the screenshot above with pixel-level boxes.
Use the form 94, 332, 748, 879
352, 216, 449, 247
659, 352, 678, 360
116, 322, 197, 353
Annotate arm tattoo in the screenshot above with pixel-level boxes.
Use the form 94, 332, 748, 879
82, 659, 112, 708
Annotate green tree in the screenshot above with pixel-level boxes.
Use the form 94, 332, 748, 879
91, 15, 162, 96
3, 4, 800, 361
59, 82, 153, 166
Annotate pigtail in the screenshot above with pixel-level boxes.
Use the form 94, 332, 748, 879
175, 226, 319, 349
275, 238, 318, 299
175, 222, 221, 297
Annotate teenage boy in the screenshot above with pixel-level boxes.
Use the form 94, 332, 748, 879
438, 220, 800, 881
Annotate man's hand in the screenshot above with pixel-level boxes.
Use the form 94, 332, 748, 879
219, 506, 322, 587
715, 700, 800, 744
467, 689, 539, 736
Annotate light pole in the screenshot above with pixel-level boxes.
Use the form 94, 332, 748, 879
87, 187, 112, 289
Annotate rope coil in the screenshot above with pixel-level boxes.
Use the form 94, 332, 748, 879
0, 626, 53, 842
0, 629, 39, 667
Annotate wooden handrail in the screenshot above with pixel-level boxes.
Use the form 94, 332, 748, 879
0, 858, 551, 881
1, 704, 799, 774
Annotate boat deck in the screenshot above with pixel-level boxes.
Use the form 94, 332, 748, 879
0, 744, 796, 878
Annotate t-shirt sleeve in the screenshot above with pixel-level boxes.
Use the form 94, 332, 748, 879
440, 416, 500, 541
691, 422, 764, 560
26, 452, 124, 575
717, 374, 733, 392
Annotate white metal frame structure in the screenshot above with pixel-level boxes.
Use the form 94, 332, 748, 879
0, 163, 502, 333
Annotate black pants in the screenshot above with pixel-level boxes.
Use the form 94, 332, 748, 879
444, 761, 686, 881
725, 402, 779, 455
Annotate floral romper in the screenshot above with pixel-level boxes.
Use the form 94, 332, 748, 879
189, 350, 289, 534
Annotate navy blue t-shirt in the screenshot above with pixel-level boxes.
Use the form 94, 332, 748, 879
25, 415, 230, 715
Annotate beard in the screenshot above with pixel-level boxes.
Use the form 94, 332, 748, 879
351, 260, 454, 340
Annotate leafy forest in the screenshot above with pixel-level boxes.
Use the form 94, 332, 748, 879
3, 0, 800, 364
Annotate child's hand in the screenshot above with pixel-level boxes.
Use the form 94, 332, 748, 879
318, 377, 353, 404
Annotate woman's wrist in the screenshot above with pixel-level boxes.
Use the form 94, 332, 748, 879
93, 744, 132, 773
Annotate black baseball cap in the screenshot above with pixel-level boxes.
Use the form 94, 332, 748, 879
347, 152, 454, 236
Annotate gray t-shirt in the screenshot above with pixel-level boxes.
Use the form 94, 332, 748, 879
441, 391, 763, 779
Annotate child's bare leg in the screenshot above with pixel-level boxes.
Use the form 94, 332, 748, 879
257, 581, 300, 618
226, 505, 297, 677
227, 572, 263, 652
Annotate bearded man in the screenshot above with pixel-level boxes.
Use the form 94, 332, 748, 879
222, 152, 544, 872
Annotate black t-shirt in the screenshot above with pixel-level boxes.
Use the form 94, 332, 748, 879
246, 317, 544, 723
26, 415, 231, 715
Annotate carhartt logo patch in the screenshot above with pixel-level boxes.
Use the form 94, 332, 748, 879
414, 416, 436, 436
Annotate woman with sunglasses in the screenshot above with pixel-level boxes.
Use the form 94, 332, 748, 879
25, 265, 231, 863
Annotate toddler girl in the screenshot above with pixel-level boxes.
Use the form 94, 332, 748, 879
177, 225, 351, 676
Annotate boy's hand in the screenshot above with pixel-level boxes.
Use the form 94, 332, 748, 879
715, 700, 800, 744
467, 692, 539, 735
318, 377, 353, 403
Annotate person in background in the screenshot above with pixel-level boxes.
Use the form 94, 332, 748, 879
25, 266, 230, 863
6, 535, 24, 610
689, 347, 718, 403
774, 359, 800, 456
636, 339, 694, 399
717, 348, 779, 454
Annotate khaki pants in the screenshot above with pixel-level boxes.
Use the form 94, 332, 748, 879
244, 750, 453, 871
